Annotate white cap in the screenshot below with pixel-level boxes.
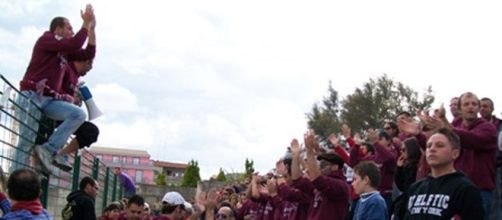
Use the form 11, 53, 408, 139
162, 192, 186, 205
184, 201, 194, 213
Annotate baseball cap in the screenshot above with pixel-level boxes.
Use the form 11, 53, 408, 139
184, 201, 194, 213
317, 153, 344, 167
162, 191, 186, 205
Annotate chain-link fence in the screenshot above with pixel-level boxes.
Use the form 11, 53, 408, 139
0, 74, 122, 219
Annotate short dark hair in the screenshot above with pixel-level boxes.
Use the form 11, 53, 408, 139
353, 161, 381, 188
360, 142, 375, 155
403, 138, 422, 167
104, 203, 121, 213
458, 92, 480, 110
127, 195, 145, 208
387, 121, 398, 133
50, 17, 67, 32
378, 131, 392, 142
435, 128, 460, 149
480, 97, 494, 108
7, 169, 41, 201
79, 176, 96, 191
398, 111, 412, 118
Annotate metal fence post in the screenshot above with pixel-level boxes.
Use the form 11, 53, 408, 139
40, 174, 49, 208
72, 150, 81, 192
119, 184, 123, 199
112, 174, 117, 201
102, 167, 110, 210
92, 158, 99, 180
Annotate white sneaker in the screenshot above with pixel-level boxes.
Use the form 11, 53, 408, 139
33, 145, 52, 175
52, 154, 72, 172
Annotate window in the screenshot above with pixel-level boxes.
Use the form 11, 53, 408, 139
135, 170, 143, 183
121, 157, 127, 164
166, 170, 173, 176
95, 154, 103, 161
112, 156, 119, 164
133, 157, 140, 165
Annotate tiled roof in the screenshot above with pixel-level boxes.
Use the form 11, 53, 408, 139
153, 160, 188, 169
89, 146, 150, 157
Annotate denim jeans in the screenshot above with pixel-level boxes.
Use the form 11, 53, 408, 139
12, 91, 85, 168
480, 190, 492, 220
11, 91, 42, 171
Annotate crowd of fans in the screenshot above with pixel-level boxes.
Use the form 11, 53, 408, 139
3, 2, 502, 219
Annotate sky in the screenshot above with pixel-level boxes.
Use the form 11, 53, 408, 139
1, 0, 502, 179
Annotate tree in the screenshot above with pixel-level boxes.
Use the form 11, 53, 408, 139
306, 81, 343, 142
181, 160, 201, 187
244, 158, 254, 179
154, 172, 167, 186
306, 74, 435, 138
216, 168, 227, 182
340, 74, 434, 132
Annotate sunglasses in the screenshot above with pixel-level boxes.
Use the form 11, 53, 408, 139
216, 213, 229, 219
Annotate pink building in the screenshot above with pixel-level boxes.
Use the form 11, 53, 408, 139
88, 146, 156, 185
153, 160, 188, 185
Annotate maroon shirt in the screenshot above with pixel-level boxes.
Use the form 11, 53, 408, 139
152, 216, 170, 220
453, 118, 498, 190
349, 142, 397, 195
277, 182, 310, 220
237, 199, 264, 220
293, 170, 350, 220
20, 28, 88, 94
60, 44, 96, 96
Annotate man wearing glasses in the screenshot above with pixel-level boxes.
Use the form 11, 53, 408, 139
216, 206, 237, 220
63, 176, 99, 220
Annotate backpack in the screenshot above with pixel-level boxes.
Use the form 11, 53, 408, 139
62, 200, 77, 220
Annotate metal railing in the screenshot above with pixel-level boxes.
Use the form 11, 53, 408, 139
0, 74, 123, 219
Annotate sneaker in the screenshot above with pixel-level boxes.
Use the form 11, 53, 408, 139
33, 145, 53, 175
52, 154, 72, 172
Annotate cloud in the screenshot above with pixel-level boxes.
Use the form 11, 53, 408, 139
3, 0, 502, 180
92, 83, 140, 114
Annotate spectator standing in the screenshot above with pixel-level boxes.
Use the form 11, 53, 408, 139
62, 176, 99, 220
114, 167, 136, 198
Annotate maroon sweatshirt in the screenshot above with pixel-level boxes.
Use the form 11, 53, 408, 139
60, 44, 96, 96
20, 28, 88, 94
237, 198, 265, 220
277, 181, 311, 220
349, 142, 397, 195
293, 170, 350, 220
453, 118, 498, 190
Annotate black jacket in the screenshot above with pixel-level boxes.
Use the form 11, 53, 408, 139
63, 190, 96, 220
404, 171, 483, 220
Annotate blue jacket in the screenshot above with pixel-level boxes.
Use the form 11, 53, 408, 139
1, 209, 52, 220
354, 191, 388, 220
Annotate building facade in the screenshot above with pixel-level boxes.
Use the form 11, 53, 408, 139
153, 160, 188, 186
88, 146, 156, 185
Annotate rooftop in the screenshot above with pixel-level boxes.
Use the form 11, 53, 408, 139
89, 146, 151, 157
153, 160, 188, 169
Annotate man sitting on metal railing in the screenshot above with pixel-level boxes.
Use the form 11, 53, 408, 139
14, 5, 96, 174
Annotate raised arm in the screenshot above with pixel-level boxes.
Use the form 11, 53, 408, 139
304, 131, 321, 181
290, 139, 302, 180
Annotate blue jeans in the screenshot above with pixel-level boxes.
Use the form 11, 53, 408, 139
480, 190, 492, 220
11, 91, 42, 171
13, 91, 85, 165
